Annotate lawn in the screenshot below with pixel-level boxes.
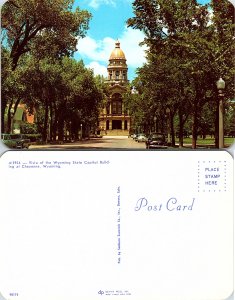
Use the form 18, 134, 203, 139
181, 137, 235, 148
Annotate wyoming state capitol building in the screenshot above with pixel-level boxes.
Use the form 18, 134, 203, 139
99, 40, 131, 136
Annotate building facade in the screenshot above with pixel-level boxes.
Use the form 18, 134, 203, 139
99, 41, 131, 136
4, 104, 35, 134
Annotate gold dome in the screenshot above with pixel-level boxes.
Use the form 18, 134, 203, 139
109, 40, 126, 60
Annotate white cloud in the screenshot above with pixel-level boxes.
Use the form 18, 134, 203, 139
207, 7, 214, 26
86, 61, 107, 77
88, 0, 116, 9
77, 36, 115, 62
119, 26, 147, 68
76, 27, 147, 72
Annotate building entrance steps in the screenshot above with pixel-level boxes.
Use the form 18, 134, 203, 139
101, 130, 129, 136
102, 135, 128, 139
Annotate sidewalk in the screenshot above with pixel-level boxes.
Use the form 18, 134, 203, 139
102, 135, 129, 139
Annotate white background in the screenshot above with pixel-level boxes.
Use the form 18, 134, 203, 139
0, 150, 233, 300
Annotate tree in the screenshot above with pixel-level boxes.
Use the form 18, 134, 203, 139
209, 0, 235, 146
58, 57, 102, 140
18, 56, 102, 142
1, 0, 91, 70
1, 0, 93, 134
1, 47, 28, 133
127, 0, 235, 148
123, 82, 149, 134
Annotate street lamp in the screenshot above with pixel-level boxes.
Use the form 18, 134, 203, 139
216, 77, 225, 148
80, 123, 83, 140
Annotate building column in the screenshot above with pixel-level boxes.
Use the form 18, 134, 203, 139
127, 119, 130, 131
122, 120, 125, 130
110, 102, 112, 115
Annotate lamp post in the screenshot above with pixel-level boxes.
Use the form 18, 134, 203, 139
216, 77, 225, 148
80, 123, 83, 140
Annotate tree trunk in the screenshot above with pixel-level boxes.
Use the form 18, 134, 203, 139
49, 102, 53, 142
42, 101, 49, 142
192, 109, 198, 149
178, 112, 184, 148
52, 107, 58, 142
170, 112, 175, 147
7, 103, 13, 134
57, 117, 64, 142
1, 99, 7, 133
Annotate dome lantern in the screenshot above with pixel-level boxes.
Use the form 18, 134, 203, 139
109, 40, 126, 60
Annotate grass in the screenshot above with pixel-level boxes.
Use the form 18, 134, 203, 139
181, 137, 235, 148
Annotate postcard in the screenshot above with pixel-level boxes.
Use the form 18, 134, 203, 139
1, 0, 234, 299
0, 149, 233, 300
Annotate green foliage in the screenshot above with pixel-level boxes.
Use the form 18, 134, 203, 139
15, 56, 103, 141
1, 0, 104, 141
20, 123, 38, 134
127, 0, 235, 148
1, 47, 29, 132
123, 85, 146, 132
1, 0, 91, 70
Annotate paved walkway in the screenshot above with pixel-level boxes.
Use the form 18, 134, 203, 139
28, 136, 232, 150
29, 136, 146, 150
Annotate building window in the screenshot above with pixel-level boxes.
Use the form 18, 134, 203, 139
124, 120, 128, 130
111, 93, 122, 115
106, 103, 110, 115
112, 101, 122, 115
115, 71, 119, 80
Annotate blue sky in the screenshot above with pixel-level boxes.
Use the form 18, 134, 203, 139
74, 0, 229, 81
0, 0, 233, 81
74, 0, 146, 80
